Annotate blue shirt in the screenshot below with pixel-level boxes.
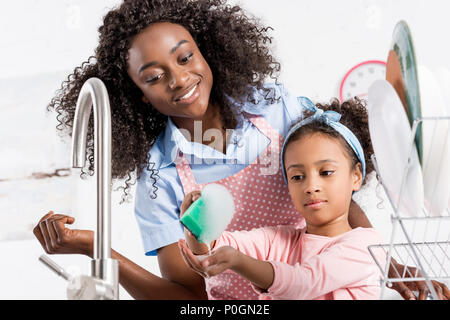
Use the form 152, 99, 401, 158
134, 83, 311, 255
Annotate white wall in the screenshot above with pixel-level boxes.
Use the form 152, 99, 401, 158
1, 0, 449, 300
236, 0, 450, 100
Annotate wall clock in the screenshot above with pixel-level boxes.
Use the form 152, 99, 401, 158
339, 60, 386, 102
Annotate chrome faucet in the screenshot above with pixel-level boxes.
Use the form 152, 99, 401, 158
40, 77, 119, 300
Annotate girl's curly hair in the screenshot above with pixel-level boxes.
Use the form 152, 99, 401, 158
48, 0, 281, 202
283, 97, 375, 186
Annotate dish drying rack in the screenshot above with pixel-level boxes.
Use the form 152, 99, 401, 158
368, 116, 450, 300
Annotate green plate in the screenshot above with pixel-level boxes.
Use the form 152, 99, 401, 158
391, 21, 423, 164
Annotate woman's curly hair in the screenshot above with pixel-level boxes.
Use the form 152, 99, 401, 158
48, 0, 281, 202
283, 97, 375, 186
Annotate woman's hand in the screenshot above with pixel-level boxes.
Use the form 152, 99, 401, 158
33, 211, 94, 258
389, 260, 450, 300
178, 239, 240, 278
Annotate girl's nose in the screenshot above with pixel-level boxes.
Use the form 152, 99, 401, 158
304, 178, 321, 194
305, 188, 320, 194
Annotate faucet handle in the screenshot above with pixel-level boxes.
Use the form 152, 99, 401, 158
39, 254, 116, 300
39, 254, 72, 281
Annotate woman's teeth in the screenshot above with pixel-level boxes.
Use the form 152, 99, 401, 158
179, 85, 197, 101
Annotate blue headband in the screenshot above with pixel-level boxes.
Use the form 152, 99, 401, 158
281, 97, 366, 185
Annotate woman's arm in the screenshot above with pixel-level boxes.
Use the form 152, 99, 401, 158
112, 244, 207, 300
33, 211, 207, 300
348, 200, 372, 228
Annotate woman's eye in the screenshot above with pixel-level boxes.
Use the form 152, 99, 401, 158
321, 170, 334, 176
180, 53, 193, 64
146, 74, 163, 83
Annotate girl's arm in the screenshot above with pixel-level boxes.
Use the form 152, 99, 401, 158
227, 248, 275, 290
178, 223, 282, 293
179, 191, 215, 255
179, 239, 274, 291
248, 237, 383, 300
180, 230, 383, 300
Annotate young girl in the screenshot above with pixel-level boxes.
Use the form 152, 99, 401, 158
179, 98, 387, 299
32, 0, 442, 300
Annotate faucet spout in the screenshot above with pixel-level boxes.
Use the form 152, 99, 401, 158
37, 77, 120, 299
71, 77, 113, 264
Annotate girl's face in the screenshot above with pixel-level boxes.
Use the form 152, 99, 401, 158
127, 22, 213, 121
284, 133, 363, 230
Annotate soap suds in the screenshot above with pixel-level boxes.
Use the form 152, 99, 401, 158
197, 183, 235, 244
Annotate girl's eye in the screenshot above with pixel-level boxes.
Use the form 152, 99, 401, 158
180, 52, 193, 64
290, 175, 304, 181
321, 170, 334, 176
146, 74, 163, 83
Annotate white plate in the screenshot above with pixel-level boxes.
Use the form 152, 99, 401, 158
368, 79, 424, 217
436, 67, 450, 209
436, 67, 450, 115
420, 66, 450, 215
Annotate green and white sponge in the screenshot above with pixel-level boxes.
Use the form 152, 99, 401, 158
181, 183, 235, 244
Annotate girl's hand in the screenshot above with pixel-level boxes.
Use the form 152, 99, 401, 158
180, 190, 210, 255
178, 239, 240, 278
33, 211, 94, 258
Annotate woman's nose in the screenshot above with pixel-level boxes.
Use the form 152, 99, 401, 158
168, 67, 190, 90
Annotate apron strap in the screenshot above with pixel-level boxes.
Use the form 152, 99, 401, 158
243, 112, 284, 176
175, 150, 200, 194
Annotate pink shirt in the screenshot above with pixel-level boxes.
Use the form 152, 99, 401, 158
214, 226, 386, 300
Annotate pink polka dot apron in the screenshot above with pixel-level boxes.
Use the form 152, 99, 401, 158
175, 112, 305, 300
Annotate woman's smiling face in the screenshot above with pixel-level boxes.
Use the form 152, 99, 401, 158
284, 133, 363, 229
127, 22, 213, 120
